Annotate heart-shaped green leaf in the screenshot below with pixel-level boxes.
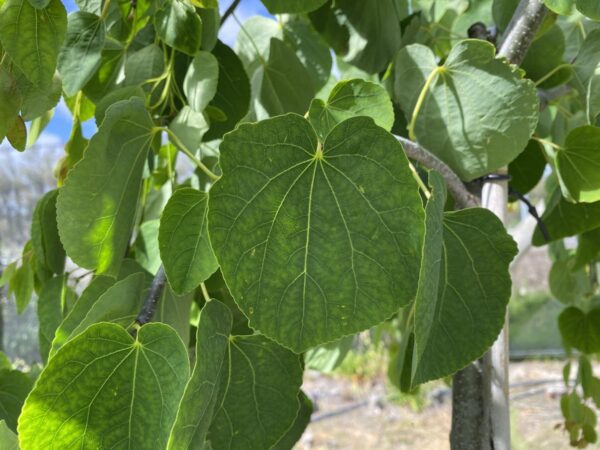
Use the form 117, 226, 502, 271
412, 171, 518, 385
559, 306, 600, 353
209, 113, 424, 352
18, 323, 189, 449
393, 40, 539, 180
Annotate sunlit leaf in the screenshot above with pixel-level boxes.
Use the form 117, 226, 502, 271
184, 51, 219, 112
18, 323, 189, 449
155, 0, 202, 56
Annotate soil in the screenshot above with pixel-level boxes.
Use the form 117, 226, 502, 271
296, 360, 573, 450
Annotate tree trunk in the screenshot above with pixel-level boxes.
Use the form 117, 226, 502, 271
450, 1, 547, 449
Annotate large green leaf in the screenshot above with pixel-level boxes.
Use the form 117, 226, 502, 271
203, 41, 250, 141
31, 190, 65, 275
577, 0, 600, 19
208, 114, 424, 352
533, 189, 600, 245
37, 275, 75, 363
412, 172, 518, 385
261, 0, 327, 13
159, 188, 218, 295
555, 126, 600, 203
124, 44, 165, 89
184, 50, 219, 112
167, 299, 232, 450
393, 40, 539, 181
559, 307, 600, 353
308, 78, 394, 140
57, 98, 155, 276
254, 38, 315, 119
58, 11, 106, 96
0, 0, 67, 86
336, 0, 407, 73
169, 300, 304, 449
574, 228, 600, 269
18, 323, 189, 449
0, 370, 32, 433
155, 0, 202, 56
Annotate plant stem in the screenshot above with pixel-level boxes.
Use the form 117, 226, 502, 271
408, 162, 431, 199
134, 266, 167, 328
408, 67, 442, 142
200, 283, 211, 303
160, 127, 220, 182
532, 136, 561, 150
100, 0, 112, 19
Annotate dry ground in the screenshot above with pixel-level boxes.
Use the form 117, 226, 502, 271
296, 361, 574, 450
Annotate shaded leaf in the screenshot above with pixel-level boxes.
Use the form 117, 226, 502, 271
0, 420, 18, 450
521, 24, 572, 89
261, 0, 327, 14
58, 11, 106, 96
556, 126, 600, 203
271, 391, 313, 450
0, 369, 33, 432
94, 85, 145, 125
308, 78, 394, 139
159, 188, 218, 295
549, 256, 591, 304
577, 0, 600, 20
412, 171, 518, 385
6, 116, 26, 151
31, 189, 65, 275
543, 0, 574, 15
154, 284, 193, 346
0, 0, 67, 86
574, 228, 600, 269
0, 66, 21, 141
204, 41, 250, 141
18, 323, 189, 449
559, 307, 600, 353
209, 114, 424, 352
56, 98, 154, 276
508, 139, 546, 199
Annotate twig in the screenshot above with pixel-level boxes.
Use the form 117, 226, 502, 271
220, 0, 241, 28
134, 266, 167, 329
395, 135, 479, 209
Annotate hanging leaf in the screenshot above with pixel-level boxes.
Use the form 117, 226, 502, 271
271, 391, 313, 450
209, 114, 424, 352
83, 39, 125, 102
159, 188, 218, 295
254, 38, 315, 119
305, 335, 354, 372
58, 11, 106, 96
57, 98, 155, 276
0, 0, 67, 86
5, 116, 26, 151
549, 256, 591, 304
31, 189, 65, 275
155, 0, 202, 56
16, 70, 62, 121
198, 7, 219, 51
0, 67, 20, 142
308, 78, 394, 139
412, 172, 518, 385
508, 140, 546, 199
393, 40, 539, 181
18, 323, 189, 449
555, 126, 600, 203
124, 44, 165, 88
94, 85, 145, 125
533, 189, 600, 245
559, 307, 600, 353
154, 285, 193, 345
133, 219, 161, 275
543, 0, 574, 15
0, 369, 33, 433
203, 41, 250, 141
261, 0, 327, 14
521, 24, 572, 89
169, 106, 209, 152
184, 50, 219, 112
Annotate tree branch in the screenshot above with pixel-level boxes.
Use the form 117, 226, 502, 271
395, 135, 479, 209
497, 0, 548, 64
134, 265, 167, 328
220, 0, 241, 28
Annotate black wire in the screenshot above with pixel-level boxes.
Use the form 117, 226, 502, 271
509, 187, 550, 242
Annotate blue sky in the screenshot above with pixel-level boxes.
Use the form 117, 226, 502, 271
42, 0, 270, 143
